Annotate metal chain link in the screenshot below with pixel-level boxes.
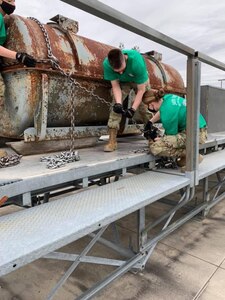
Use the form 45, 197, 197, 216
0, 154, 22, 168
69, 81, 76, 153
40, 151, 80, 169
155, 157, 178, 169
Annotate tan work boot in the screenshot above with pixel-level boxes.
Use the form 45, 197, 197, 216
177, 154, 186, 167
104, 128, 118, 152
0, 150, 7, 158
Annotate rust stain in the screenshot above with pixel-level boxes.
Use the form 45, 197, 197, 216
0, 15, 186, 141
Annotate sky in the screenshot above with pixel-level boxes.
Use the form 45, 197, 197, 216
15, 0, 225, 88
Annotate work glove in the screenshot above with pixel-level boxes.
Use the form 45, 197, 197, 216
144, 120, 153, 131
143, 127, 158, 141
113, 103, 125, 114
125, 108, 135, 119
143, 121, 158, 141
16, 52, 37, 67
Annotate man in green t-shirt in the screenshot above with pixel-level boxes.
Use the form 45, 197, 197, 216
0, 0, 37, 157
103, 48, 152, 152
143, 89, 207, 168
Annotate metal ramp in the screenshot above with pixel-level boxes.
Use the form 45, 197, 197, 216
0, 171, 190, 299
198, 149, 225, 180
198, 149, 225, 216
200, 132, 225, 151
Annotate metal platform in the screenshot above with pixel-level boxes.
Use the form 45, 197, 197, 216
1, 132, 225, 205
0, 171, 190, 277
0, 136, 153, 201
200, 131, 225, 151
199, 149, 225, 180
0, 170, 190, 299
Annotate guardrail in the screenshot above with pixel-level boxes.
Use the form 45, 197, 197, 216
61, 0, 225, 185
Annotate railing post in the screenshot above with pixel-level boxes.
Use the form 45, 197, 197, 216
186, 57, 201, 186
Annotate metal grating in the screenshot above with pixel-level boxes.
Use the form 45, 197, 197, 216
0, 171, 189, 276
198, 149, 225, 180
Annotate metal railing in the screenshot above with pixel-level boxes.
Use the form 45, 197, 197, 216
61, 0, 225, 185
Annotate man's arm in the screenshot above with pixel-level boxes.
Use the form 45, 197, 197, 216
111, 80, 122, 104
0, 46, 16, 59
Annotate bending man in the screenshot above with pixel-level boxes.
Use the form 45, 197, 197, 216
103, 48, 152, 152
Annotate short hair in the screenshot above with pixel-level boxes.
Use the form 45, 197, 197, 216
108, 49, 124, 69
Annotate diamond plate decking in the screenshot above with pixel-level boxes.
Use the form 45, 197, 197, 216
0, 171, 189, 277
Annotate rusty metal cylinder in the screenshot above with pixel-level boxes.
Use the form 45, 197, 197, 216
0, 15, 185, 139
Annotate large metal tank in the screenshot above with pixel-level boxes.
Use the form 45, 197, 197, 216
0, 14, 185, 141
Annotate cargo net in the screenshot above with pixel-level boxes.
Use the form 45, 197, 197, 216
0, 154, 22, 168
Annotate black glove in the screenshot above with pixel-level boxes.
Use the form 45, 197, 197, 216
125, 108, 135, 119
16, 52, 36, 67
144, 127, 158, 141
113, 103, 125, 114
143, 121, 158, 141
144, 121, 153, 131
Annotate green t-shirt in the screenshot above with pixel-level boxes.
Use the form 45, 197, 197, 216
0, 14, 6, 46
103, 49, 148, 84
160, 94, 207, 135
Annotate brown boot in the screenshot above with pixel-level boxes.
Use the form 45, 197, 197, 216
0, 150, 7, 158
104, 128, 118, 152
177, 154, 186, 167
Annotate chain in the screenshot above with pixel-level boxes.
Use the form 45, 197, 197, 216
69, 81, 76, 152
29, 17, 142, 167
155, 157, 178, 169
28, 17, 111, 108
0, 154, 22, 168
40, 151, 80, 169
29, 17, 114, 168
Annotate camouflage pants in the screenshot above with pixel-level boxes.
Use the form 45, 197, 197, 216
0, 73, 5, 106
149, 127, 207, 158
107, 81, 152, 129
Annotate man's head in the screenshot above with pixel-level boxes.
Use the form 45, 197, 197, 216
108, 49, 126, 74
0, 0, 16, 15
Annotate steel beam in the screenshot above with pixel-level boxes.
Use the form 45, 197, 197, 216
60, 0, 195, 56
196, 51, 225, 71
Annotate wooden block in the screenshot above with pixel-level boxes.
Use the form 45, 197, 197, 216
7, 137, 98, 155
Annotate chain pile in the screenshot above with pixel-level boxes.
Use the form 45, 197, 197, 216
40, 151, 80, 169
132, 148, 149, 154
0, 154, 22, 168
155, 157, 178, 169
